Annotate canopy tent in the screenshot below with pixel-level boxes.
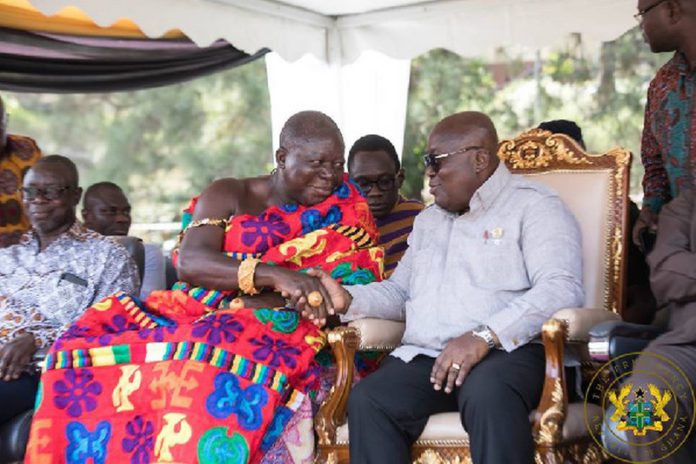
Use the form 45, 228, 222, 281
1, 0, 638, 155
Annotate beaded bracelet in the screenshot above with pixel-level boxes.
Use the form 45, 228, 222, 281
238, 258, 262, 295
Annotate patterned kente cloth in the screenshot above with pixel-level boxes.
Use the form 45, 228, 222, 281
641, 51, 696, 213
0, 134, 41, 248
27, 176, 383, 464
376, 195, 424, 278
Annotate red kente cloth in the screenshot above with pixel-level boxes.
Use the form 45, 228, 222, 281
27, 176, 383, 464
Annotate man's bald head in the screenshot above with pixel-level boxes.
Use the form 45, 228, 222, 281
279, 111, 344, 153
83, 182, 124, 209
425, 111, 501, 214
431, 111, 499, 157
32, 154, 80, 188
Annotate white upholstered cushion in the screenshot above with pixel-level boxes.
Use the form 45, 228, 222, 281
348, 318, 405, 350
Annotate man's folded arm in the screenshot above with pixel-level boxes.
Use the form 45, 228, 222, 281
486, 196, 584, 352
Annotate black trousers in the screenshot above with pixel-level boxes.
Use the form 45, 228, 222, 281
348, 344, 545, 464
0, 372, 39, 425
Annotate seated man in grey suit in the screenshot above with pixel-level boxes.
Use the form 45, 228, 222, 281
302, 111, 584, 464
624, 188, 696, 463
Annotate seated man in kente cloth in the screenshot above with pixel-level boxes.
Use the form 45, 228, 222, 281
27, 111, 384, 464
304, 111, 584, 464
348, 134, 424, 278
0, 155, 139, 430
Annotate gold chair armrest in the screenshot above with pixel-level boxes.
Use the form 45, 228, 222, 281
315, 326, 360, 445
551, 307, 620, 343
532, 318, 569, 449
347, 318, 405, 351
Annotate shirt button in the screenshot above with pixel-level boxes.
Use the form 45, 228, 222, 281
512, 337, 520, 346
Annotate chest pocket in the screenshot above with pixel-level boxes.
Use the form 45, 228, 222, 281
457, 239, 530, 292
38, 273, 96, 326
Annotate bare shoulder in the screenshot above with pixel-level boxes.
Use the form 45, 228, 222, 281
196, 176, 271, 218
194, 177, 246, 218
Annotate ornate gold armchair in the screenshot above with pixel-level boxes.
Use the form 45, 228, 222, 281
315, 129, 631, 464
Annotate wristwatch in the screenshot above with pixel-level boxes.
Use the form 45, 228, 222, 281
471, 325, 497, 349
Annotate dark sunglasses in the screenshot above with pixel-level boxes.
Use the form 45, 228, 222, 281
422, 145, 484, 172
354, 176, 396, 193
20, 186, 73, 201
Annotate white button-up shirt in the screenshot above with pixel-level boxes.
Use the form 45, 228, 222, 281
346, 163, 584, 360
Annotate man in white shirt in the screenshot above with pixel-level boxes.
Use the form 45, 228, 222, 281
305, 112, 584, 463
82, 181, 166, 300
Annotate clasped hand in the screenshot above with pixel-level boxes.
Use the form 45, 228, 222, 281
270, 267, 348, 327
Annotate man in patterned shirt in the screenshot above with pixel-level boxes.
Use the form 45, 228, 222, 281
0, 95, 42, 248
632, 0, 696, 247
0, 155, 139, 427
348, 134, 424, 277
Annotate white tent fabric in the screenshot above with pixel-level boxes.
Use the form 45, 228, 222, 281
29, 0, 638, 158
31, 0, 636, 63
266, 51, 411, 154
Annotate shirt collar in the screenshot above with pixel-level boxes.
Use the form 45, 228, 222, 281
431, 163, 512, 218
20, 220, 91, 248
468, 162, 512, 212
671, 51, 693, 75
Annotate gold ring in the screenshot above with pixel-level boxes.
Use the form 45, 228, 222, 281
307, 291, 323, 307
450, 362, 462, 371
228, 298, 245, 310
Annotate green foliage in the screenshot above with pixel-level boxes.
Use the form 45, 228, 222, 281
401, 27, 672, 201
4, 58, 272, 230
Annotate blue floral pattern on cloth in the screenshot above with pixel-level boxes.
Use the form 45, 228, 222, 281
259, 406, 293, 452
191, 313, 244, 344
240, 212, 291, 253
300, 205, 343, 235
54, 369, 102, 418
280, 203, 299, 213
206, 372, 268, 431
250, 334, 302, 369
335, 182, 351, 199
197, 427, 250, 464
65, 420, 111, 464
348, 176, 366, 197
330, 262, 377, 285
253, 308, 299, 333
122, 416, 155, 464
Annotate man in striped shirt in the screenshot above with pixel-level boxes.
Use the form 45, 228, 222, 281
348, 134, 424, 277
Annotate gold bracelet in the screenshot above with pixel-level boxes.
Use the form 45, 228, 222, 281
238, 258, 262, 295
176, 217, 228, 247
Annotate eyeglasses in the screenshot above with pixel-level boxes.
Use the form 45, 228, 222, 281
422, 145, 484, 173
354, 176, 396, 193
20, 186, 73, 201
634, 0, 666, 23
